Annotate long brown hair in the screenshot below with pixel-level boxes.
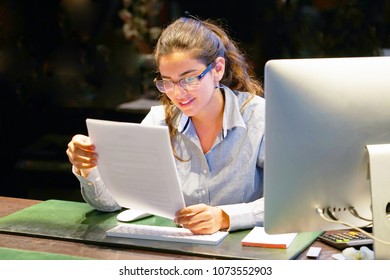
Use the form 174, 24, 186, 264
153, 17, 263, 158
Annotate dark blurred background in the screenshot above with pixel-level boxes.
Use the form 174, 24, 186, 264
1, 0, 389, 202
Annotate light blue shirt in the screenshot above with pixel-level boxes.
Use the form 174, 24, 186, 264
75, 85, 265, 231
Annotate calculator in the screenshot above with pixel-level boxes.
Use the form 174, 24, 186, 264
318, 230, 373, 250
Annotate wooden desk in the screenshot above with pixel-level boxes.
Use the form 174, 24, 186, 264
0, 196, 207, 260
0, 196, 340, 260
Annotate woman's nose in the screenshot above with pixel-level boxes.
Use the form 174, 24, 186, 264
172, 83, 188, 98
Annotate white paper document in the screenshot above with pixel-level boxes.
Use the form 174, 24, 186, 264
86, 118, 186, 220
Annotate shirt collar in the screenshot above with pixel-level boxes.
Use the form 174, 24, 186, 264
176, 85, 247, 136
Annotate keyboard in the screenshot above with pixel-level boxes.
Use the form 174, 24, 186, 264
106, 223, 229, 245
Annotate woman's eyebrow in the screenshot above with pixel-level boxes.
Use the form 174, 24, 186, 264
160, 68, 198, 79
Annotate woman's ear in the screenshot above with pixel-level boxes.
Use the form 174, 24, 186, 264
213, 57, 225, 82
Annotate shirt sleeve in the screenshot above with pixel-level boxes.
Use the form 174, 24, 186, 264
218, 198, 264, 232
140, 105, 166, 125
72, 166, 121, 212
258, 135, 265, 168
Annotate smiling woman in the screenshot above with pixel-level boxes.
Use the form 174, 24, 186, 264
156, 53, 224, 123
66, 15, 266, 235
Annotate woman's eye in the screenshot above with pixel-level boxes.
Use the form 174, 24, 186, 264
184, 76, 197, 84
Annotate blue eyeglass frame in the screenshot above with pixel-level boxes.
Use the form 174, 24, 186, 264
154, 62, 214, 93
195, 62, 213, 81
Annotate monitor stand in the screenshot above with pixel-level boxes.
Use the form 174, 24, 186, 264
366, 144, 390, 260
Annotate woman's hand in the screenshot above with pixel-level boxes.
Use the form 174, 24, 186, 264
66, 134, 98, 177
174, 203, 230, 234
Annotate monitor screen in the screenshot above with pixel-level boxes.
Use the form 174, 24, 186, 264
263, 56, 390, 234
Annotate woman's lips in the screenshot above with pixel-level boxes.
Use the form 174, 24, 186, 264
179, 98, 195, 107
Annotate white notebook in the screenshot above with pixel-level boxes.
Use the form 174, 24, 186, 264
241, 227, 297, 249
86, 118, 186, 220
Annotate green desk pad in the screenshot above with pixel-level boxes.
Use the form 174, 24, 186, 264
0, 247, 90, 260
0, 200, 321, 259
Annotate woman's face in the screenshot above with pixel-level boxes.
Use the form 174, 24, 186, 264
158, 52, 222, 118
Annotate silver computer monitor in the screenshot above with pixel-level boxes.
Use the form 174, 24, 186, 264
263, 56, 390, 238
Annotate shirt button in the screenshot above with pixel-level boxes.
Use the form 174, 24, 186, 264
87, 182, 93, 186
201, 190, 206, 195
203, 169, 208, 174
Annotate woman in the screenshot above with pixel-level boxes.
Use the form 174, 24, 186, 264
66, 16, 265, 234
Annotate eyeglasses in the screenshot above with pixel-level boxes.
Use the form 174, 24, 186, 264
154, 62, 213, 94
